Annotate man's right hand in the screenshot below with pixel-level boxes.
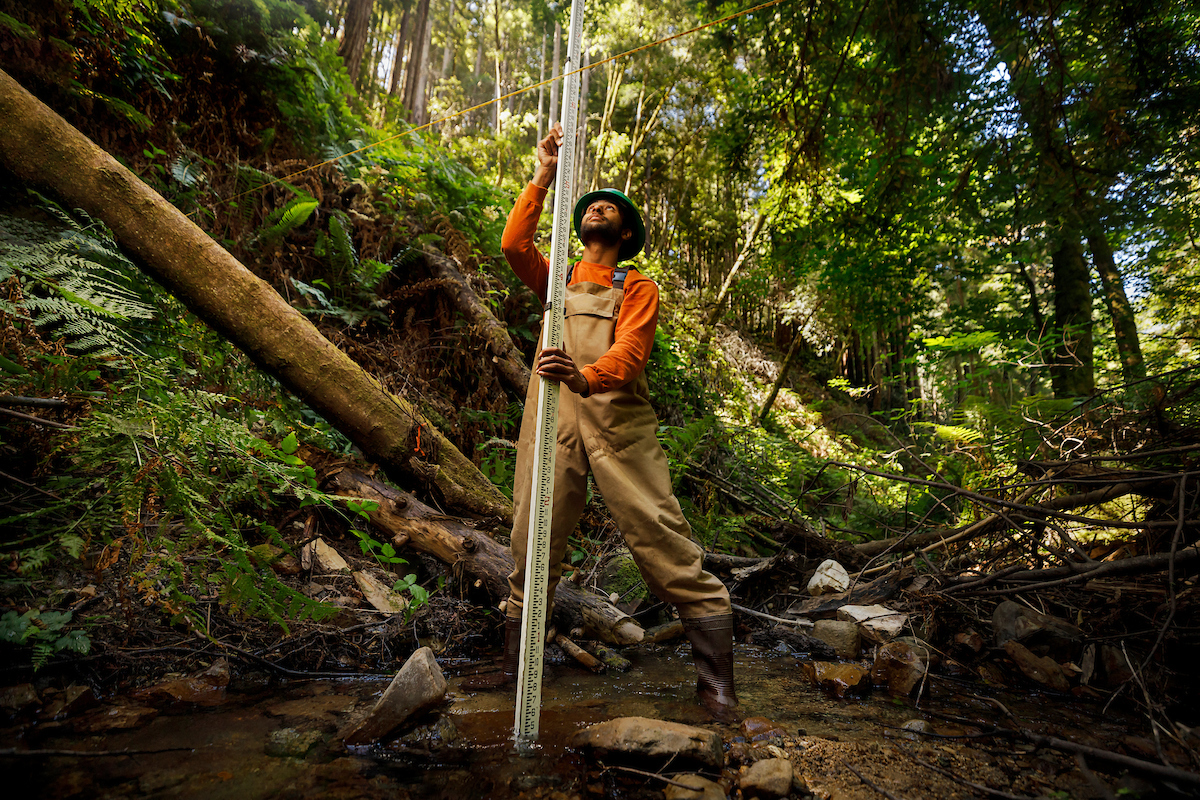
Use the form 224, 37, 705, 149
532, 123, 564, 188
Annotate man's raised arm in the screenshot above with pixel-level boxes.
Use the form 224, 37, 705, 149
500, 124, 563, 300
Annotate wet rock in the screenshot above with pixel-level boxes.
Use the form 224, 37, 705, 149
836, 604, 907, 643
133, 658, 230, 706
741, 757, 794, 798
740, 716, 787, 742
340, 646, 448, 745
265, 727, 324, 758
399, 715, 458, 746
807, 559, 850, 596
73, 701, 159, 733
353, 569, 408, 614
0, 683, 39, 714
663, 774, 725, 800
992, 600, 1082, 660
571, 716, 724, 768
811, 619, 860, 659
1003, 640, 1070, 692
800, 662, 870, 698
871, 641, 927, 696
42, 685, 98, 720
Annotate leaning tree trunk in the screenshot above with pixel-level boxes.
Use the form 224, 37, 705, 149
330, 468, 645, 645
1086, 221, 1146, 387
0, 68, 511, 522
702, 211, 767, 341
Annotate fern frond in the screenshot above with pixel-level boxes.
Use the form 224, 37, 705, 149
326, 212, 357, 277
0, 211, 155, 359
257, 196, 319, 244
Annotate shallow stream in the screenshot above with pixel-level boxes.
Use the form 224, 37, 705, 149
5, 641, 1154, 799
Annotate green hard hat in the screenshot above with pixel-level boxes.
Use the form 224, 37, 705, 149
573, 188, 646, 262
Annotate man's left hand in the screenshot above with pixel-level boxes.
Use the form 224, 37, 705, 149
535, 347, 589, 395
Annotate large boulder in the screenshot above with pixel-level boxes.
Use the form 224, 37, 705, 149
571, 717, 724, 768
341, 647, 447, 745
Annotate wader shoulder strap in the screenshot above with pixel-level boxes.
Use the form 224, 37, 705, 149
563, 263, 628, 289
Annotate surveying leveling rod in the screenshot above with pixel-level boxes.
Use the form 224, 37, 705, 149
514, 0, 586, 755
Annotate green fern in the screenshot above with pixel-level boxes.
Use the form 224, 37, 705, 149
325, 212, 357, 277
0, 210, 155, 359
257, 195, 319, 244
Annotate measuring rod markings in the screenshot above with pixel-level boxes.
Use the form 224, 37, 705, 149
515, 0, 586, 753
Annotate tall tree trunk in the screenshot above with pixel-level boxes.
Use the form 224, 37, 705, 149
440, 0, 456, 79
387, 6, 412, 100
549, 20, 561, 129
492, 0, 502, 135
337, 0, 375, 86
981, 5, 1097, 398
536, 30, 546, 142
411, 6, 433, 125
1050, 231, 1095, 398
0, 68, 511, 522
403, 0, 430, 114
1086, 222, 1146, 386
574, 47, 590, 203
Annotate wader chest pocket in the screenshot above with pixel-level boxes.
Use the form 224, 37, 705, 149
565, 292, 615, 319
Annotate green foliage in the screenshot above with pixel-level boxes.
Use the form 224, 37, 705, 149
0, 609, 91, 670
0, 204, 156, 360
476, 437, 517, 500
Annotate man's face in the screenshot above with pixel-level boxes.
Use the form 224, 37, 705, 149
580, 199, 631, 248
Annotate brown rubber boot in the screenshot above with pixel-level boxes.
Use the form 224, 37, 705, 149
461, 615, 521, 691
682, 613, 741, 723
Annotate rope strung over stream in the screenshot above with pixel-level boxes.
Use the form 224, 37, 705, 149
205, 0, 792, 215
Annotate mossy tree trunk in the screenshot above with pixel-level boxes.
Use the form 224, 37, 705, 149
0, 67, 512, 522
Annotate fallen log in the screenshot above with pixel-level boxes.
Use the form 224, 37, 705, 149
329, 468, 645, 645
0, 68, 510, 522
420, 247, 531, 398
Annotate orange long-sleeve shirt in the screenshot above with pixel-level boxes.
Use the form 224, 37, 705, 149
501, 182, 658, 396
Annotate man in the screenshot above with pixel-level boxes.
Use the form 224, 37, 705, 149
477, 122, 737, 720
